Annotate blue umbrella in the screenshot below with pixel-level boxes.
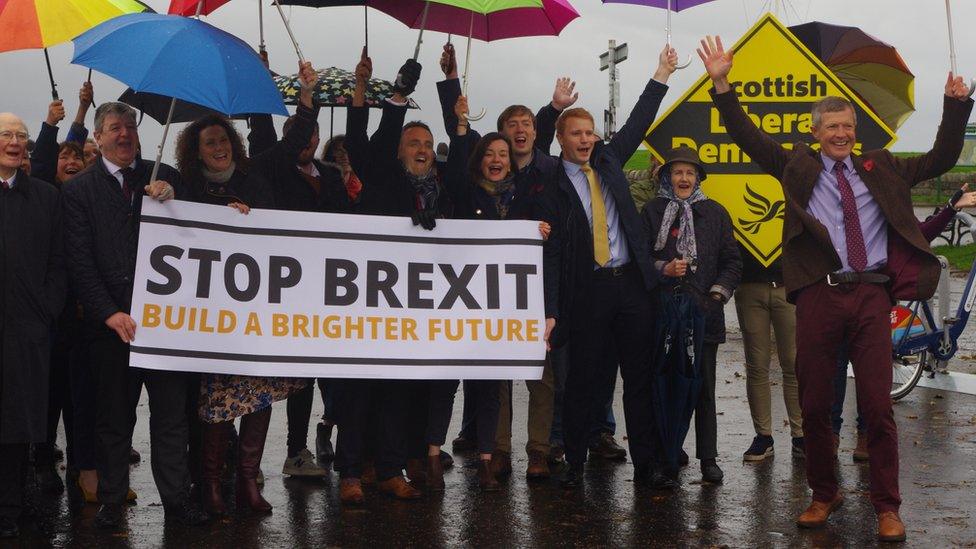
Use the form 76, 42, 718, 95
71, 12, 287, 179
649, 288, 705, 477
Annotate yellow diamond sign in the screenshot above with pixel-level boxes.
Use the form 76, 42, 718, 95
644, 13, 897, 267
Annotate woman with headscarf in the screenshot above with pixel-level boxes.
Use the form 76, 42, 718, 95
641, 145, 741, 488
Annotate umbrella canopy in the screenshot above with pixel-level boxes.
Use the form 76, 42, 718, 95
274, 67, 419, 108
277, 0, 364, 5
168, 0, 231, 16
119, 88, 243, 125
789, 21, 915, 131
649, 290, 704, 472
373, 0, 578, 42
71, 13, 287, 116
0, 0, 150, 52
601, 0, 714, 10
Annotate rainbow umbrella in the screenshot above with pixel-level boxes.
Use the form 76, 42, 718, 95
0, 0, 152, 98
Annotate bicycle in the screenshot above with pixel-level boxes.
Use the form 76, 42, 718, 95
890, 211, 976, 399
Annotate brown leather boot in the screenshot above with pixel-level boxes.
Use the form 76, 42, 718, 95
405, 458, 427, 486
236, 407, 273, 514
201, 421, 230, 516
377, 475, 422, 500
877, 511, 906, 542
526, 450, 550, 480
490, 450, 512, 479
796, 494, 844, 528
426, 455, 445, 492
339, 478, 365, 505
853, 432, 869, 462
478, 459, 500, 492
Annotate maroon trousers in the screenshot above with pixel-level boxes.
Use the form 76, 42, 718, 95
795, 281, 900, 513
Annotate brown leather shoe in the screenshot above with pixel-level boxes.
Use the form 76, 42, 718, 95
405, 458, 427, 486
796, 494, 844, 528
490, 450, 512, 479
339, 478, 364, 505
426, 455, 445, 492
377, 476, 422, 500
853, 432, 870, 462
478, 459, 500, 492
877, 511, 906, 542
526, 450, 550, 480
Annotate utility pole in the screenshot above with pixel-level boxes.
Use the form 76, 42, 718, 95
599, 40, 628, 141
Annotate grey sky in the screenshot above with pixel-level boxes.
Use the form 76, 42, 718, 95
1, 0, 972, 163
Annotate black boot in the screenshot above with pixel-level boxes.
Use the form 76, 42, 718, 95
236, 408, 273, 514
701, 459, 724, 484
201, 421, 229, 516
315, 422, 335, 462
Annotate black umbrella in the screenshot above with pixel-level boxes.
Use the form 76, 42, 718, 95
275, 0, 370, 49
649, 287, 705, 475
118, 89, 245, 125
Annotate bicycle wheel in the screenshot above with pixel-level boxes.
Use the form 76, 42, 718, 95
891, 351, 927, 400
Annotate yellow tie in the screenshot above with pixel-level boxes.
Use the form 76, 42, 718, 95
581, 163, 611, 267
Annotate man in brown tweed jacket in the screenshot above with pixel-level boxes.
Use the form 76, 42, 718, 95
698, 35, 973, 543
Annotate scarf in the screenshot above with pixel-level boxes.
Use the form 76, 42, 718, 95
202, 162, 236, 184
405, 167, 440, 211
653, 171, 707, 264
477, 174, 516, 219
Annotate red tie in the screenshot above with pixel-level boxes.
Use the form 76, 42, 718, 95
0, 180, 9, 190
120, 167, 135, 203
833, 162, 867, 272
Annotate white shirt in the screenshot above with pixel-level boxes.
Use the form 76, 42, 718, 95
1, 172, 16, 189
101, 156, 138, 190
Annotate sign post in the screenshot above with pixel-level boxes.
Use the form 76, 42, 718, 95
599, 40, 628, 141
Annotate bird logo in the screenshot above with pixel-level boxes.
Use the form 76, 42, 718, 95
738, 184, 785, 234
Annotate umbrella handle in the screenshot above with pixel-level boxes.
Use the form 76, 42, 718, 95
44, 48, 59, 100
150, 97, 178, 183
675, 53, 692, 70
968, 79, 976, 98
271, 0, 305, 62
467, 107, 486, 121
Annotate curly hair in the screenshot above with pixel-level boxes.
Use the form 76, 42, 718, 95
467, 132, 518, 184
175, 115, 249, 192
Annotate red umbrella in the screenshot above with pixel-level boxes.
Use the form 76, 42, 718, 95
168, 0, 230, 15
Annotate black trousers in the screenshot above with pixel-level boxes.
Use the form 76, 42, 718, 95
333, 379, 407, 481
407, 380, 499, 457
689, 343, 718, 460
68, 334, 97, 471
0, 444, 28, 519
89, 331, 189, 506
286, 379, 334, 457
563, 266, 656, 470
36, 332, 73, 467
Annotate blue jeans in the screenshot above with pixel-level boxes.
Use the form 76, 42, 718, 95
831, 345, 865, 434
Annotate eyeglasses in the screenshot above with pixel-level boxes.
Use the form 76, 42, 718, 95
0, 130, 30, 143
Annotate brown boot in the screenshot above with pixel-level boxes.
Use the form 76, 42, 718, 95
339, 478, 365, 505
478, 459, 500, 492
526, 450, 550, 480
236, 407, 273, 514
201, 421, 230, 516
877, 511, 906, 542
405, 458, 427, 486
796, 494, 844, 528
853, 432, 869, 462
490, 450, 512, 479
426, 455, 445, 492
377, 475, 422, 500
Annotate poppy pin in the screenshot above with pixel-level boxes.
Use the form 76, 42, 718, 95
863, 159, 874, 172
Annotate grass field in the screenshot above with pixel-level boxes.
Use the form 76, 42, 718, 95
933, 242, 976, 271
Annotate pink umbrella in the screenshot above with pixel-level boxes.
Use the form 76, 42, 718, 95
372, 0, 580, 119
603, 0, 719, 69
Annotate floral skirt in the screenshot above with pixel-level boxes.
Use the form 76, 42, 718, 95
199, 374, 308, 423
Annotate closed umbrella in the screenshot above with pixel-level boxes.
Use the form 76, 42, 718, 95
72, 13, 287, 181
0, 0, 151, 98
649, 287, 704, 475
789, 21, 915, 132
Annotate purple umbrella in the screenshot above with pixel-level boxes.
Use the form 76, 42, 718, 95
603, 0, 719, 69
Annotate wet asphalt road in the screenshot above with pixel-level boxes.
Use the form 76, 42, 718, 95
7, 330, 976, 548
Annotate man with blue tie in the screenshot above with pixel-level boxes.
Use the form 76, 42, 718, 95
539, 45, 677, 489
699, 35, 974, 542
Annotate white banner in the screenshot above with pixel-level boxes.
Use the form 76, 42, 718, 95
129, 200, 546, 380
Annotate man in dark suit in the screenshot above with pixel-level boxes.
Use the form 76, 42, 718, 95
0, 113, 65, 539
699, 35, 973, 542
63, 102, 207, 529
538, 45, 677, 489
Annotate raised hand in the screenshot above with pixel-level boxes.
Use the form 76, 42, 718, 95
697, 35, 733, 92
945, 72, 974, 101
551, 77, 578, 111
79, 81, 93, 110
653, 44, 679, 83
46, 99, 65, 126
355, 47, 373, 83
298, 60, 318, 108
394, 58, 422, 97
440, 43, 457, 79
